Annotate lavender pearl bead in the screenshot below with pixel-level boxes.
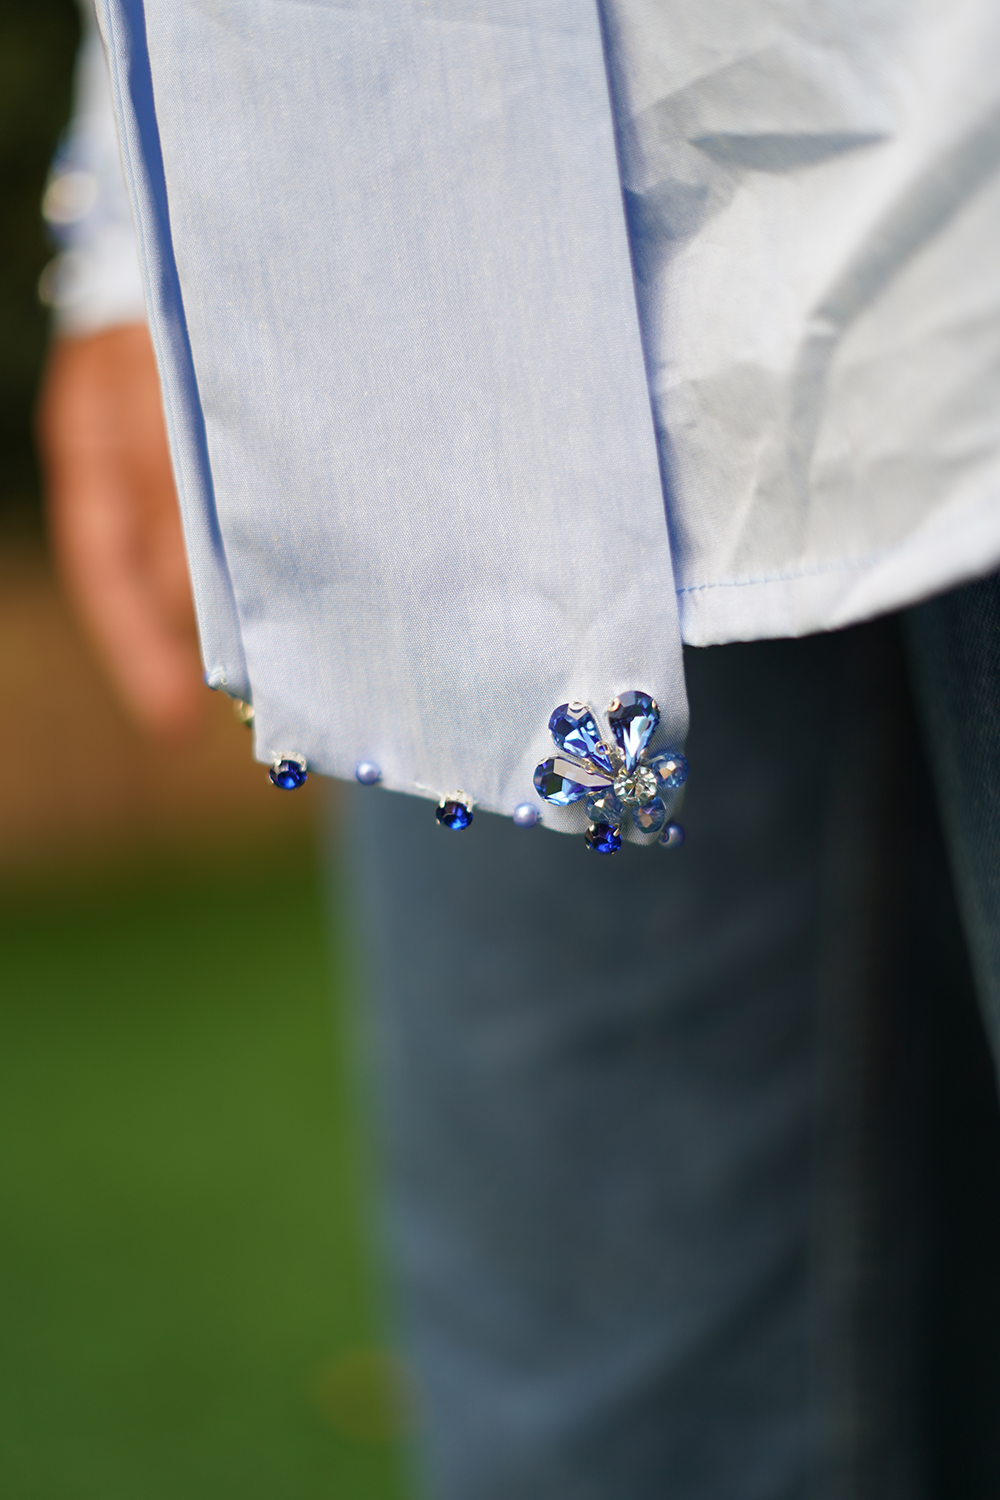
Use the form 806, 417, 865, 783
512, 803, 540, 828
355, 761, 382, 786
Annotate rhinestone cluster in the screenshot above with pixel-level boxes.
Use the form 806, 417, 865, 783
533, 692, 687, 855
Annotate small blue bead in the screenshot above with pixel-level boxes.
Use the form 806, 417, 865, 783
512, 803, 539, 828
649, 749, 688, 790
355, 761, 382, 785
437, 799, 473, 831
585, 821, 622, 855
659, 821, 686, 848
270, 758, 307, 790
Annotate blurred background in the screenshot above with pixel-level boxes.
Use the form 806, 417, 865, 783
0, 3, 405, 1494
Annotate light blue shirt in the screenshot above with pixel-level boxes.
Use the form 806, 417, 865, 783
85, 0, 1000, 827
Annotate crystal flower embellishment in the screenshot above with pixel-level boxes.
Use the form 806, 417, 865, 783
533, 692, 688, 855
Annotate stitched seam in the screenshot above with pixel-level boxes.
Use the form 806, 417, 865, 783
676, 549, 895, 595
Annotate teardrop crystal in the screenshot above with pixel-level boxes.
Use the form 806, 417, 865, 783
533, 758, 588, 806
607, 691, 659, 771
548, 702, 614, 776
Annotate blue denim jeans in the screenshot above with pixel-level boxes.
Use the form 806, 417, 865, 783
343, 586, 1000, 1500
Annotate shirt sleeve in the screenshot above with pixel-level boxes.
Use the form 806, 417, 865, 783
92, 0, 690, 835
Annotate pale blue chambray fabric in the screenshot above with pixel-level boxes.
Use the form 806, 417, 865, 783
91, 0, 1000, 817
96, 0, 687, 830
96, 0, 250, 703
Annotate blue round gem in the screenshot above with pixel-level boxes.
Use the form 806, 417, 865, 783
533, 758, 588, 806
437, 799, 473, 831
649, 749, 688, 790
547, 702, 614, 775
659, 821, 686, 848
512, 803, 540, 828
633, 797, 667, 834
585, 821, 622, 855
585, 789, 625, 826
607, 691, 659, 771
355, 761, 382, 785
270, 757, 307, 790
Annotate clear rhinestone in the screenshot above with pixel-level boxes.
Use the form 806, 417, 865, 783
613, 763, 657, 806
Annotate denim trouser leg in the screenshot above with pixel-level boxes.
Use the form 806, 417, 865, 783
342, 622, 992, 1500
904, 575, 1000, 1044
902, 579, 1000, 1496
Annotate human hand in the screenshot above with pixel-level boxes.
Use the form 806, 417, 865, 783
38, 322, 206, 738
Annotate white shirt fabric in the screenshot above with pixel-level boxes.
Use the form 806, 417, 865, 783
604, 0, 1000, 647
84, 0, 1000, 827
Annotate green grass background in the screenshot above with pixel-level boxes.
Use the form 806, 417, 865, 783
0, 8, 407, 1494
0, 851, 407, 1500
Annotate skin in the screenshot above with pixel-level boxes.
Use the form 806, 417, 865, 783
37, 322, 205, 738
